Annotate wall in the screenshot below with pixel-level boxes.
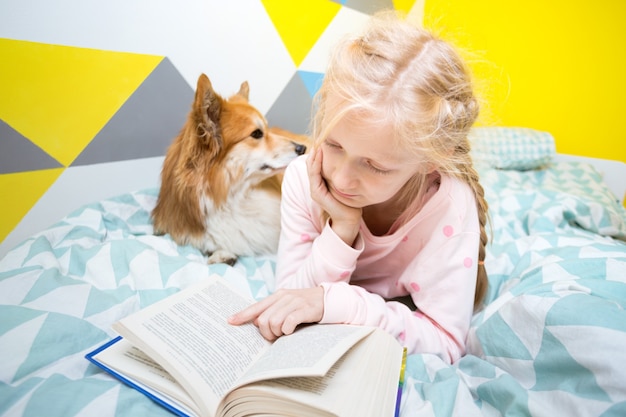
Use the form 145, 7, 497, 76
423, 0, 626, 162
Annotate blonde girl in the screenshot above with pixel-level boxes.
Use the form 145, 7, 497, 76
230, 10, 489, 364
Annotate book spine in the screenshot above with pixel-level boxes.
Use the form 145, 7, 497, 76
394, 347, 408, 417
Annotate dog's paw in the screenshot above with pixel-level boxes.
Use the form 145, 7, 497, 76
207, 250, 238, 266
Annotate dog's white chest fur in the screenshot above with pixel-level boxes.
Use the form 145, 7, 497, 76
196, 185, 281, 264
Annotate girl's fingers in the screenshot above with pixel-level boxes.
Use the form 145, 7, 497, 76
307, 149, 321, 187
308, 149, 333, 206
229, 288, 324, 341
254, 294, 303, 340
228, 295, 277, 325
254, 302, 287, 340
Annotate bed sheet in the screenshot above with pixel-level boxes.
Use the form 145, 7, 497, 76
1, 161, 625, 417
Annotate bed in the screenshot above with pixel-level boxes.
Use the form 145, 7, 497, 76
1, 128, 625, 417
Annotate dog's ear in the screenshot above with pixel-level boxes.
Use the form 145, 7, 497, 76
237, 81, 249, 101
194, 74, 223, 152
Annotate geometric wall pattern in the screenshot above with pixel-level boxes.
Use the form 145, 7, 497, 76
0, 40, 166, 244
70, 58, 193, 167
0, 0, 418, 255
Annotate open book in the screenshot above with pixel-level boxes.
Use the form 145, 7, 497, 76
86, 274, 406, 417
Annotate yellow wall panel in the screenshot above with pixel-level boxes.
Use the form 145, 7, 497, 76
423, 0, 626, 162
394, 0, 420, 14
0, 39, 162, 167
0, 168, 64, 242
261, 0, 341, 66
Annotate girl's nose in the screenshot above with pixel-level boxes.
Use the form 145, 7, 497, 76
331, 159, 357, 190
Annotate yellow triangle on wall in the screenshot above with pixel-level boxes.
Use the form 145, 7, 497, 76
0, 168, 64, 242
261, 0, 341, 67
0, 39, 163, 167
393, 0, 419, 14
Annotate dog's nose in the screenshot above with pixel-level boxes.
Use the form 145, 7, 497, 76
294, 143, 307, 155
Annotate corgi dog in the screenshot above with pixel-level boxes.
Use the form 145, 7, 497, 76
152, 73, 307, 264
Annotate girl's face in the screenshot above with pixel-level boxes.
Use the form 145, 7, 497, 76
320, 113, 424, 209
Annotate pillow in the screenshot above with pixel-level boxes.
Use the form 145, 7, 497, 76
469, 127, 556, 170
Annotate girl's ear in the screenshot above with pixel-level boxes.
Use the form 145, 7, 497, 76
417, 161, 439, 174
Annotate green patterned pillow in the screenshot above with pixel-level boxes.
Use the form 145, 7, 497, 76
470, 127, 556, 170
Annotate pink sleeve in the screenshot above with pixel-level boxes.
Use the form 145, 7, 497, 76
275, 157, 364, 290
320, 233, 478, 364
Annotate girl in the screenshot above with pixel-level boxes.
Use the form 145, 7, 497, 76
229, 10, 489, 364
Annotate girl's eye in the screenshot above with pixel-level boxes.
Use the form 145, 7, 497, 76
367, 163, 390, 175
323, 140, 341, 149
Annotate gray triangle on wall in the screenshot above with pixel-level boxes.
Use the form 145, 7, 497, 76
265, 73, 313, 136
332, 0, 395, 15
0, 119, 63, 174
71, 57, 194, 167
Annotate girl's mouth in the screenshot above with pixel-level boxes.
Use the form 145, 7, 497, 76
331, 185, 357, 199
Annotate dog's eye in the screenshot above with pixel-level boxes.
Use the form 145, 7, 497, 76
250, 129, 264, 139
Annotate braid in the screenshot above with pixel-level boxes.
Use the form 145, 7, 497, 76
434, 71, 489, 310
440, 95, 490, 310
459, 157, 490, 309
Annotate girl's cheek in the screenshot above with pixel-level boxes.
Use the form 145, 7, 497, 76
320, 157, 331, 180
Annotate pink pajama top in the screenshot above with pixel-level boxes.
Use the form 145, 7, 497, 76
275, 155, 480, 363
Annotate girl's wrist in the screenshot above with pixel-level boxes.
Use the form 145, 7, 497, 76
330, 219, 360, 247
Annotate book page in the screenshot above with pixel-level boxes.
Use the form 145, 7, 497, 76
92, 338, 201, 417
219, 328, 404, 417
112, 276, 270, 417
233, 324, 374, 388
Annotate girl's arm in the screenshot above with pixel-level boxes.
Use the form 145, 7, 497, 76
274, 153, 364, 290
229, 156, 363, 338
320, 233, 478, 364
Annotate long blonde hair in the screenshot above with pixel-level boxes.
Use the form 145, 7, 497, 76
311, 10, 489, 309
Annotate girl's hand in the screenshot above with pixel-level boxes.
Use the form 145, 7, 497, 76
228, 287, 325, 341
307, 147, 362, 246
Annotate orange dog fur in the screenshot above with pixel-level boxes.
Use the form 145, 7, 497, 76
152, 73, 307, 264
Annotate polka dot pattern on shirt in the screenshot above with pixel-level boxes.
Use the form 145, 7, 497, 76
442, 224, 474, 269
